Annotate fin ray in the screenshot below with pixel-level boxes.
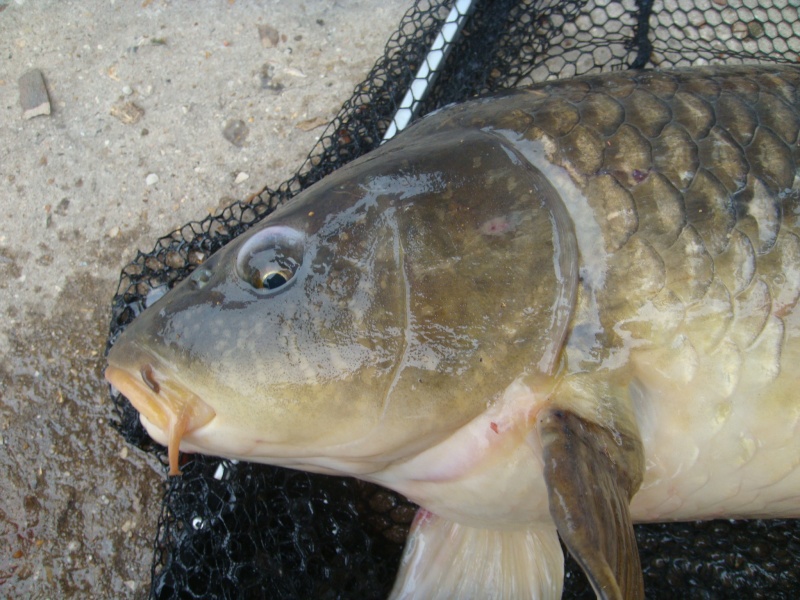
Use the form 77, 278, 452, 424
389, 509, 564, 599
538, 407, 645, 600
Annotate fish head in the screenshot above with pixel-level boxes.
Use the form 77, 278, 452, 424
106, 128, 578, 478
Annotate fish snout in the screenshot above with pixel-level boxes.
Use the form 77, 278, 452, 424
105, 362, 216, 475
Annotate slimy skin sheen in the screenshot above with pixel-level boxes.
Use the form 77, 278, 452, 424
107, 66, 800, 599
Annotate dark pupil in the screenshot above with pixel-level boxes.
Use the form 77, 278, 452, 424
263, 271, 289, 289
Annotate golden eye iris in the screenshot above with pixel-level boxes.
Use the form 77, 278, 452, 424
260, 269, 293, 290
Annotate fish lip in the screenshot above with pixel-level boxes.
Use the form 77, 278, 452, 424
105, 348, 216, 475
105, 364, 170, 430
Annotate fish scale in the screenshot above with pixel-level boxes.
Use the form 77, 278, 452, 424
107, 66, 800, 599
461, 66, 800, 373
477, 67, 800, 523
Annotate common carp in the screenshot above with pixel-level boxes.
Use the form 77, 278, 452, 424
106, 65, 800, 599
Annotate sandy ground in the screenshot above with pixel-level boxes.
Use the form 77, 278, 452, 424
0, 0, 409, 596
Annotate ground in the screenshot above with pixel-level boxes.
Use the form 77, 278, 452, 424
0, 0, 409, 596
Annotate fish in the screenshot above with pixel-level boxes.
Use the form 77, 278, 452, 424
106, 65, 800, 599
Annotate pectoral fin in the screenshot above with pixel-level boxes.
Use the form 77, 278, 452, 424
538, 407, 645, 600
389, 509, 564, 599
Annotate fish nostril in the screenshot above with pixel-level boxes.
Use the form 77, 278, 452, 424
140, 364, 161, 394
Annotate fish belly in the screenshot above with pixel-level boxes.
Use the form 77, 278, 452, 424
629, 337, 800, 521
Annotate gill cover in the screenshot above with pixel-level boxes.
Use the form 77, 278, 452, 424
108, 126, 579, 467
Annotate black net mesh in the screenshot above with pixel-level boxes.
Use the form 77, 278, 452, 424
106, 1, 800, 598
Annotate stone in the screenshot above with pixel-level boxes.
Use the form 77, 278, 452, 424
19, 69, 51, 119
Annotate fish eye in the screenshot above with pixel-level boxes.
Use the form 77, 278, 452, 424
235, 226, 305, 292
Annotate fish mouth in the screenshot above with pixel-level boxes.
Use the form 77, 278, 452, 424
105, 361, 216, 476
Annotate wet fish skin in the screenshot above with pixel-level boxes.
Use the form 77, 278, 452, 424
106, 66, 800, 599
476, 66, 800, 521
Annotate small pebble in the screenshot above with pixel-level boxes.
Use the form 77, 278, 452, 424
284, 66, 307, 78
110, 101, 145, 124
145, 173, 159, 186
258, 24, 280, 48
122, 85, 133, 96
107, 226, 120, 238
234, 171, 249, 184
222, 119, 249, 146
19, 69, 51, 119
165, 250, 185, 269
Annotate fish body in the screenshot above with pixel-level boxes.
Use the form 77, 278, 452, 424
106, 66, 800, 598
